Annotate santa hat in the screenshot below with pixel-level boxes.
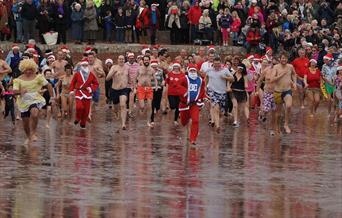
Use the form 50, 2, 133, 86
137, 55, 143, 59
151, 44, 160, 51
172, 61, 181, 68
261, 55, 268, 61
12, 44, 20, 50
323, 54, 333, 60
141, 45, 150, 55
45, 49, 53, 56
246, 54, 254, 60
150, 60, 159, 67
187, 63, 197, 72
208, 45, 216, 52
266, 47, 272, 54
60, 45, 70, 53
253, 54, 261, 61
47, 55, 55, 61
127, 52, 135, 58
79, 57, 89, 65
309, 59, 317, 64
84, 47, 93, 54
26, 44, 35, 53
105, 58, 113, 65
151, 3, 159, 7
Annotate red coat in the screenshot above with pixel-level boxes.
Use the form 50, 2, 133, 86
69, 71, 99, 100
176, 76, 206, 111
246, 29, 261, 45
188, 6, 202, 25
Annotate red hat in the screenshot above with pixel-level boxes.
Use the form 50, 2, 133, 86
84, 47, 93, 54
261, 55, 267, 61
323, 53, 333, 60
246, 54, 254, 60
187, 63, 197, 72
12, 44, 20, 50
127, 52, 135, 58
47, 55, 55, 61
151, 59, 159, 66
141, 46, 150, 55
172, 61, 181, 68
151, 44, 160, 50
208, 45, 216, 52
60, 45, 70, 53
253, 54, 261, 61
79, 57, 89, 65
26, 44, 35, 53
309, 59, 317, 64
266, 47, 272, 54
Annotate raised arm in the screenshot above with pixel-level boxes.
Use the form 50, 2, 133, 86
106, 66, 116, 81
0, 60, 12, 75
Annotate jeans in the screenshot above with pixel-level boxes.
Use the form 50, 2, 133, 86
115, 28, 125, 43
22, 19, 36, 42
16, 21, 23, 42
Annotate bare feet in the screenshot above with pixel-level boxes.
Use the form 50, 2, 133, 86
46, 123, 50, 128
31, 134, 38, 142
24, 138, 30, 146
309, 114, 314, 118
122, 126, 126, 130
284, 125, 291, 134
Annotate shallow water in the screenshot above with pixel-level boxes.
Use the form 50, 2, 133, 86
0, 106, 341, 218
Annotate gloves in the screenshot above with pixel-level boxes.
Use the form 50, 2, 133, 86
87, 87, 92, 93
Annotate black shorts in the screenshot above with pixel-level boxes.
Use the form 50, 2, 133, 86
168, 95, 180, 110
111, 88, 130, 105
232, 90, 247, 103
21, 104, 38, 118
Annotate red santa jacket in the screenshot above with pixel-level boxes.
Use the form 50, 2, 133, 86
69, 71, 99, 100
176, 76, 206, 111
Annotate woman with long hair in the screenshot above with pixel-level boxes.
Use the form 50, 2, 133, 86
56, 64, 74, 120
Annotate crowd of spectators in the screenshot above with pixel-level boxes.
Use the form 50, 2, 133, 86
0, 0, 341, 53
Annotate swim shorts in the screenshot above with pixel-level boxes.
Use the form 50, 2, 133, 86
274, 90, 292, 104
137, 86, 153, 101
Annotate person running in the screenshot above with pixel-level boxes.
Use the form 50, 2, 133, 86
104, 59, 113, 108
106, 55, 130, 130
177, 64, 206, 145
136, 56, 157, 127
41, 67, 56, 128
165, 61, 186, 126
333, 66, 342, 121
304, 59, 322, 117
51, 50, 68, 79
0, 58, 12, 113
13, 59, 54, 145
69, 58, 99, 129
292, 48, 309, 109
150, 59, 165, 125
272, 53, 297, 134
206, 56, 234, 131
125, 52, 140, 117
321, 54, 337, 117
2, 85, 16, 125
231, 63, 249, 128
56, 64, 74, 120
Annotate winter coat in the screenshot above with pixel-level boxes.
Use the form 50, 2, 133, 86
83, 6, 98, 31
167, 5, 181, 29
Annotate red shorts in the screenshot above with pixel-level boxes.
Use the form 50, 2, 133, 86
137, 86, 153, 100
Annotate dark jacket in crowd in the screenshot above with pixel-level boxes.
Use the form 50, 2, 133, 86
21, 1, 38, 20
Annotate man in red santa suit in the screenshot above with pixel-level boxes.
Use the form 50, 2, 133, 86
176, 64, 206, 145
69, 58, 99, 129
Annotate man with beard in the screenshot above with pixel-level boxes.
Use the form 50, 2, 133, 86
69, 58, 99, 129
136, 55, 157, 127
106, 55, 130, 130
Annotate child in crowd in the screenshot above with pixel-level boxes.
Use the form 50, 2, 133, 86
2, 85, 16, 125
104, 10, 114, 42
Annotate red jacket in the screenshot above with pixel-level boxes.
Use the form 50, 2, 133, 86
246, 29, 261, 45
139, 7, 150, 27
176, 76, 206, 111
188, 6, 202, 25
69, 71, 99, 100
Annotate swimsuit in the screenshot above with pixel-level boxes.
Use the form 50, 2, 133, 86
137, 86, 153, 100
263, 92, 276, 112
274, 90, 292, 104
111, 88, 130, 105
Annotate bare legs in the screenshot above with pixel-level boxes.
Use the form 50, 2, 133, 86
22, 107, 40, 145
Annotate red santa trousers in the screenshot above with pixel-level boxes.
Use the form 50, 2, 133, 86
75, 99, 91, 126
180, 105, 200, 143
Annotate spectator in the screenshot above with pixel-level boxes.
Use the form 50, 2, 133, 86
230, 10, 241, 46
83, 0, 98, 45
219, 8, 232, 46
179, 1, 190, 44
148, 3, 160, 45
124, 8, 135, 43
12, 0, 24, 43
114, 7, 125, 43
136, 0, 149, 44
198, 9, 212, 42
245, 26, 261, 53
70, 3, 83, 44
37, 0, 52, 44
103, 10, 113, 42
0, 0, 10, 41
167, 1, 181, 45
52, 0, 68, 44
188, 0, 201, 42
21, 0, 37, 43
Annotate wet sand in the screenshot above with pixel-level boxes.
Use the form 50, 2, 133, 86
0, 105, 341, 218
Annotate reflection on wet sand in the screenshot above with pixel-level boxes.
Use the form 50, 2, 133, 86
0, 107, 341, 218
